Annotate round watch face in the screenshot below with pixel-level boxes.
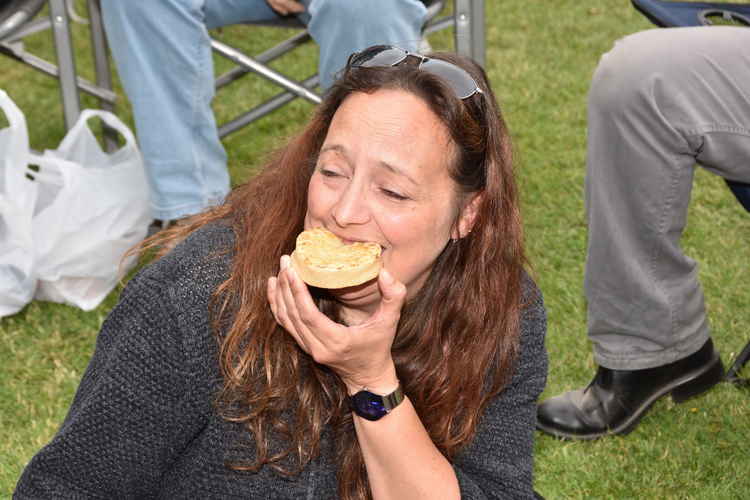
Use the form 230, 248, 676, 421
350, 390, 387, 421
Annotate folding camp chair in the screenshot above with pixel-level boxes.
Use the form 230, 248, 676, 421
2, 0, 484, 141
0, 0, 116, 147
632, 0, 750, 386
211, 0, 486, 138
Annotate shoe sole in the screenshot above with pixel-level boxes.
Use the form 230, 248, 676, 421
536, 352, 725, 440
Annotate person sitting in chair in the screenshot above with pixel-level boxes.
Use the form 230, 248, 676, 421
537, 25, 750, 440
101, 0, 429, 230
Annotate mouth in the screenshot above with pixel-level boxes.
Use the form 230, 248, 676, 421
328, 229, 386, 251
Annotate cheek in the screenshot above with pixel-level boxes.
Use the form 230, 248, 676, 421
379, 207, 453, 263
305, 176, 331, 223
377, 207, 418, 244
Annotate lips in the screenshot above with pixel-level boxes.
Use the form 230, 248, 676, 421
327, 229, 385, 250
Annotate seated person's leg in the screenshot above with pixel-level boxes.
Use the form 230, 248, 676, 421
538, 26, 750, 440
103, 0, 426, 222
102, 0, 228, 222
203, 0, 281, 27
305, 0, 428, 89
102, 0, 288, 223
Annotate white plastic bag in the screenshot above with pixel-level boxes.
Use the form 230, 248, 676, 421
30, 110, 151, 311
0, 90, 38, 317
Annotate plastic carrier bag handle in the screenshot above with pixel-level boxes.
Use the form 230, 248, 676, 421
0, 89, 27, 136
0, 89, 31, 194
58, 109, 137, 152
25, 154, 77, 186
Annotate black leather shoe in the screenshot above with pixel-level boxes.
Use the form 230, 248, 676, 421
537, 339, 724, 440
147, 218, 177, 238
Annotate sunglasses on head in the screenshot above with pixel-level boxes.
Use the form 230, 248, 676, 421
348, 45, 483, 100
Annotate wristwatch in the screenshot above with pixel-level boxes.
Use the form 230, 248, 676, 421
348, 383, 404, 421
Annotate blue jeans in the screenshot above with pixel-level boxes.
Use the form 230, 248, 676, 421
101, 0, 427, 221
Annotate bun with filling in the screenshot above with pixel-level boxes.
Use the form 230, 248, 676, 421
290, 228, 382, 289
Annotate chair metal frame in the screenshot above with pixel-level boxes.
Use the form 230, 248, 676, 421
1, 0, 484, 142
211, 0, 486, 139
0, 0, 115, 132
632, 0, 750, 386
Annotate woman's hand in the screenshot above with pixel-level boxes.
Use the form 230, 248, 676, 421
267, 255, 407, 392
265, 0, 305, 16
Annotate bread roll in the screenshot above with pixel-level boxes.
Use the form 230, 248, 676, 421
291, 228, 382, 289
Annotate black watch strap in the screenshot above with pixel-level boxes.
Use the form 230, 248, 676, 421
348, 383, 404, 421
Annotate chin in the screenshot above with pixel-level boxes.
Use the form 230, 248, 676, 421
327, 278, 381, 307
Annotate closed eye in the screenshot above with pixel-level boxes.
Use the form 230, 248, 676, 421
381, 188, 409, 201
319, 168, 343, 178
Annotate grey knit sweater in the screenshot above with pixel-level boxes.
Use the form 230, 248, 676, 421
15, 222, 547, 499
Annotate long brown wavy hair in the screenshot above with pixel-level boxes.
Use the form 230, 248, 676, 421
143, 51, 524, 500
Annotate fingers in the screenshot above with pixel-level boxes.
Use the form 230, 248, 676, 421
270, 257, 403, 383
286, 261, 337, 334
270, 255, 337, 352
267, 276, 278, 318
268, 275, 293, 332
277, 256, 349, 360
277, 257, 303, 328
375, 268, 407, 327
266, 0, 305, 16
268, 261, 310, 353
279, 256, 339, 346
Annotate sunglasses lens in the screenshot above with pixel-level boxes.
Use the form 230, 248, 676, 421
349, 46, 481, 101
420, 59, 480, 99
352, 46, 408, 68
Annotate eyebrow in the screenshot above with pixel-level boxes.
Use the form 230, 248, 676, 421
319, 144, 346, 156
319, 144, 418, 186
377, 160, 418, 186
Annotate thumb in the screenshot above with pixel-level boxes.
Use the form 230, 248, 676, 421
375, 268, 407, 324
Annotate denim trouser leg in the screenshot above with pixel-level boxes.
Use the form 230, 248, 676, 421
102, 0, 426, 220
584, 27, 750, 370
102, 0, 258, 221
307, 0, 427, 89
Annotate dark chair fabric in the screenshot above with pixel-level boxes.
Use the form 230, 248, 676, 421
0, 0, 45, 40
632, 0, 750, 28
726, 181, 750, 213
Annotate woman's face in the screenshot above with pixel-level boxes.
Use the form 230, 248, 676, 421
304, 89, 476, 313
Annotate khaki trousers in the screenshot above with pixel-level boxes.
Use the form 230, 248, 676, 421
585, 27, 750, 370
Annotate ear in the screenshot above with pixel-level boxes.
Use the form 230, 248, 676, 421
452, 193, 483, 240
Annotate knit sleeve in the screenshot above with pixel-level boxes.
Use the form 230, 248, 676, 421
452, 280, 548, 499
14, 274, 215, 499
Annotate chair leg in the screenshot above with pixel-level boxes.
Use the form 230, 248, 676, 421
218, 74, 319, 139
211, 38, 320, 104
214, 30, 312, 90
49, 0, 80, 129
86, 0, 118, 151
453, 0, 485, 66
726, 341, 750, 386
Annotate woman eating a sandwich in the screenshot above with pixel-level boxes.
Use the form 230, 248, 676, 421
16, 45, 547, 499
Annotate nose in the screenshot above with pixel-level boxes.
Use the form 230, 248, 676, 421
331, 179, 371, 227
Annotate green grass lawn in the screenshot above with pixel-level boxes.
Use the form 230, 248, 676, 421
1, 1, 749, 498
